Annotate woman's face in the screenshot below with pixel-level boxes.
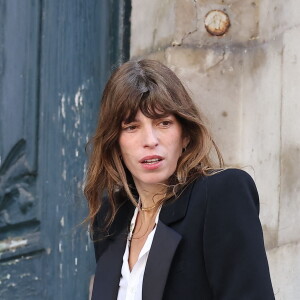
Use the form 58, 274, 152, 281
119, 110, 189, 191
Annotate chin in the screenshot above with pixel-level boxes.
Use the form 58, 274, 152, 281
140, 173, 171, 186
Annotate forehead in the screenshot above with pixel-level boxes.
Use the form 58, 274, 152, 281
126, 110, 175, 122
122, 107, 172, 124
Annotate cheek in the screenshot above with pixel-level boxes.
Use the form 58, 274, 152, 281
119, 139, 135, 170
172, 142, 182, 156
167, 137, 184, 163
119, 135, 129, 155
171, 133, 185, 152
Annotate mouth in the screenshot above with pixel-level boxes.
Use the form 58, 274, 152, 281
139, 156, 164, 165
142, 158, 162, 165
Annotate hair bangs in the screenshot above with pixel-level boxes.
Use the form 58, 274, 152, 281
122, 83, 176, 124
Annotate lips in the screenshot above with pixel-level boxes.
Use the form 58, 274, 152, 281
139, 155, 164, 170
139, 155, 164, 164
143, 158, 161, 164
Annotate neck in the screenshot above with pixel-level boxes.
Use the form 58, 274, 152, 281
135, 183, 166, 212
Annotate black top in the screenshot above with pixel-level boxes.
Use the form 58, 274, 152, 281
92, 169, 275, 300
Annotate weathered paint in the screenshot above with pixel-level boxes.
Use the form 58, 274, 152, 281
61, 96, 66, 119
0, 239, 28, 252
0, 0, 130, 298
58, 241, 63, 253
60, 217, 64, 227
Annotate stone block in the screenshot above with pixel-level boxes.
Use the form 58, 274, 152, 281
267, 242, 300, 299
278, 28, 300, 246
164, 46, 243, 166
171, 0, 198, 47
130, 1, 300, 298
238, 39, 283, 249
131, 0, 262, 58
259, 0, 300, 42
131, 0, 176, 57
184, 0, 260, 47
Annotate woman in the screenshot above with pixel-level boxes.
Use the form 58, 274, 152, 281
85, 59, 275, 299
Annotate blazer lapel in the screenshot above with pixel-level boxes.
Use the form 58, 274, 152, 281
92, 229, 128, 300
142, 220, 182, 300
92, 199, 135, 300
143, 179, 198, 299
160, 178, 196, 225
92, 178, 199, 299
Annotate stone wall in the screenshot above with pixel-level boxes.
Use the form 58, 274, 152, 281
130, 0, 300, 299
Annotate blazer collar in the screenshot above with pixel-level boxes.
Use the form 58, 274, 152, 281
92, 179, 197, 299
107, 179, 196, 238
92, 221, 182, 300
142, 181, 196, 299
142, 220, 182, 300
92, 228, 128, 300
159, 178, 196, 225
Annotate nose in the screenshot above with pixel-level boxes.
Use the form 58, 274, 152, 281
143, 126, 159, 149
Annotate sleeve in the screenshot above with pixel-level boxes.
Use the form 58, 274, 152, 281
92, 214, 103, 262
203, 169, 275, 300
92, 197, 110, 262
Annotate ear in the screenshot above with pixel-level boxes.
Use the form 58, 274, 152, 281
182, 135, 190, 149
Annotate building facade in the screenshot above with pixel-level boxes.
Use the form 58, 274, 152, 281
130, 0, 300, 299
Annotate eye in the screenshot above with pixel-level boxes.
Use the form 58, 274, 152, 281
122, 124, 138, 132
158, 120, 173, 127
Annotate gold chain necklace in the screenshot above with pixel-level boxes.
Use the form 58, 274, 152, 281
138, 196, 160, 211
141, 202, 160, 211
130, 199, 159, 239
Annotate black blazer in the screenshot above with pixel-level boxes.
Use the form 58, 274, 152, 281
92, 169, 275, 299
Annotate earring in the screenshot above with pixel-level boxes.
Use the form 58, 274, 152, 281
182, 147, 186, 153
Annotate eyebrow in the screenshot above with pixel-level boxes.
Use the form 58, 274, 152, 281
123, 118, 139, 124
123, 114, 172, 125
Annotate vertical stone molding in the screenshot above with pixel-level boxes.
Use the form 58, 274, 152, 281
131, 0, 300, 298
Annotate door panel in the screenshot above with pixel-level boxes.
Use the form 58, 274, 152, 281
0, 3, 43, 297
0, 0, 130, 298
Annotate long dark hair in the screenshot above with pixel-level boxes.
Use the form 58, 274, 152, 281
84, 59, 224, 233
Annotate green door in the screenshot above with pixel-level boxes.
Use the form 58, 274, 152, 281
0, 1, 130, 298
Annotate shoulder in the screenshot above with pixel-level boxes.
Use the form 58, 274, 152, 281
192, 168, 257, 194
187, 168, 255, 191
92, 196, 109, 237
202, 168, 260, 214
197, 168, 257, 195
201, 170, 274, 297
190, 168, 260, 215
92, 190, 133, 262
182, 168, 259, 220
205, 168, 255, 186
92, 190, 130, 237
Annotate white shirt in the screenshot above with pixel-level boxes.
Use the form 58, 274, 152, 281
117, 206, 161, 300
